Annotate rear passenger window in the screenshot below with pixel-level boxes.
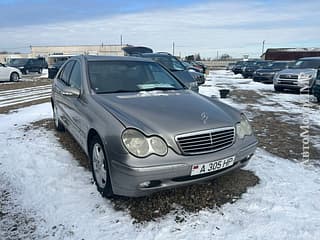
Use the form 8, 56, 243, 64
60, 61, 75, 84
69, 62, 81, 89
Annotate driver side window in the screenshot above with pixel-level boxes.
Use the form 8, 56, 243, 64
69, 62, 81, 90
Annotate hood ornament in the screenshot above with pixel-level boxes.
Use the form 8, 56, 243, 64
201, 112, 208, 124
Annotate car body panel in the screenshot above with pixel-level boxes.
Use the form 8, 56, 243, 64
51, 55, 258, 197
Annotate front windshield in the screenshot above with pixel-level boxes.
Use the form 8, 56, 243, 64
266, 62, 288, 69
10, 59, 28, 65
291, 60, 320, 69
147, 56, 185, 71
88, 61, 185, 94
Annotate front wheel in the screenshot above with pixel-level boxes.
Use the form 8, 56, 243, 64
10, 72, 19, 82
89, 135, 113, 198
38, 68, 43, 74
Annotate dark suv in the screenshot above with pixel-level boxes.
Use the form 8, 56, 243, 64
253, 61, 294, 83
8, 58, 47, 74
241, 61, 271, 78
312, 69, 320, 102
140, 53, 202, 91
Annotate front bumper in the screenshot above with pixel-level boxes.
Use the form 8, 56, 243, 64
109, 137, 258, 197
253, 74, 274, 83
274, 77, 314, 91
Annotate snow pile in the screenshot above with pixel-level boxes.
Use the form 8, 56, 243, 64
0, 103, 320, 239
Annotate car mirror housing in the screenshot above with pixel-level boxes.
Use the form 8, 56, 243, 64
62, 86, 80, 97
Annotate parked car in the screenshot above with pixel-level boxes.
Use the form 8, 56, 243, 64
273, 57, 320, 92
47, 55, 74, 79
253, 61, 294, 83
311, 69, 320, 102
232, 61, 252, 75
186, 61, 206, 73
0, 63, 21, 82
8, 58, 47, 74
122, 46, 153, 56
182, 61, 202, 73
51, 55, 258, 198
181, 61, 206, 85
226, 62, 235, 70
140, 53, 200, 91
241, 61, 271, 78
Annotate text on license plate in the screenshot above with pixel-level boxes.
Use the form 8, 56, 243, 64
191, 156, 235, 176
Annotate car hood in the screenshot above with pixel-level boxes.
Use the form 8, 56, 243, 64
5, 65, 20, 72
279, 68, 316, 75
93, 90, 239, 137
256, 68, 280, 73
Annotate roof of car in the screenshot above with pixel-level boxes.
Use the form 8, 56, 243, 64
298, 57, 320, 60
140, 53, 173, 58
81, 55, 154, 62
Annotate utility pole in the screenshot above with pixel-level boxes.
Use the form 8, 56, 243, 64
120, 35, 123, 46
172, 41, 175, 56
262, 40, 265, 55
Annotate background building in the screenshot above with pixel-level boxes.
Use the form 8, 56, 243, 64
0, 44, 130, 63
31, 44, 129, 57
262, 48, 320, 60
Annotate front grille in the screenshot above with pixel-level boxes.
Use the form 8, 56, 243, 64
278, 80, 298, 85
279, 74, 298, 79
176, 127, 235, 155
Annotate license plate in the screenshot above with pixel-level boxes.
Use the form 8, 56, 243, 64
191, 156, 235, 176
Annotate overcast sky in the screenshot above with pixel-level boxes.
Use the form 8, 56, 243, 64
0, 0, 319, 58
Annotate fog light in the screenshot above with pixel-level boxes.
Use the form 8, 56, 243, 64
139, 181, 151, 188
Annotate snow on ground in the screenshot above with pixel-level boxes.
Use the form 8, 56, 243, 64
203, 70, 320, 126
1, 100, 320, 239
0, 85, 51, 107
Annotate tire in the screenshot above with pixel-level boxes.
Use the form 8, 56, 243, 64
89, 135, 113, 198
25, 69, 29, 75
10, 72, 19, 82
317, 96, 320, 103
38, 68, 43, 74
274, 86, 283, 92
53, 104, 65, 131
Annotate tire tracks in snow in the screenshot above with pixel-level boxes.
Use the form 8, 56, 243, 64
0, 85, 52, 108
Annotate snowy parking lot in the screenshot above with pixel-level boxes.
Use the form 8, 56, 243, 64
1, 71, 320, 239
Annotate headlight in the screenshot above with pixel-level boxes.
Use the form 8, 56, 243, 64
122, 129, 168, 157
236, 114, 253, 139
299, 73, 313, 80
18, 66, 24, 69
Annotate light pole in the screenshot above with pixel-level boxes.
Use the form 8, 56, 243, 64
172, 41, 175, 56
262, 40, 265, 55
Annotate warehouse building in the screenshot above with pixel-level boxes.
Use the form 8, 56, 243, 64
262, 48, 320, 60
31, 44, 130, 57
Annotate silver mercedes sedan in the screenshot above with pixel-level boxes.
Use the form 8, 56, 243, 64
51, 55, 258, 198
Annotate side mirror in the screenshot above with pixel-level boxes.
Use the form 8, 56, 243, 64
61, 86, 80, 97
